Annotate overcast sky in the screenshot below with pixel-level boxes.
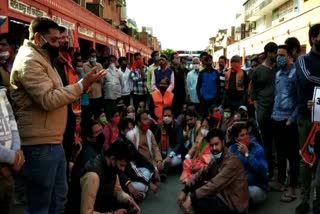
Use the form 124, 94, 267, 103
126, 0, 244, 51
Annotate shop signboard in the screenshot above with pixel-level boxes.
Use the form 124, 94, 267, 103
9, 0, 47, 18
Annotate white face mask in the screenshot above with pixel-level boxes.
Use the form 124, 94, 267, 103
211, 152, 223, 160
89, 57, 97, 64
0, 51, 10, 64
109, 63, 116, 70
193, 64, 200, 70
163, 116, 172, 125
200, 128, 209, 137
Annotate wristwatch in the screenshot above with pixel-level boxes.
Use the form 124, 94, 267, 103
245, 152, 249, 157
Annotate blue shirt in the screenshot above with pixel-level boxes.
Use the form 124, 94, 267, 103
186, 69, 200, 103
271, 64, 298, 123
229, 137, 268, 191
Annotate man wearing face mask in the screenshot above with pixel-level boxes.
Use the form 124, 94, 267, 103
155, 107, 184, 181
229, 123, 268, 205
53, 26, 80, 182
270, 45, 300, 203
10, 17, 106, 213
0, 33, 17, 94
83, 49, 104, 119
186, 57, 201, 109
151, 54, 174, 92
103, 55, 124, 115
149, 77, 174, 123
223, 55, 248, 111
251, 42, 278, 179
177, 128, 249, 214
196, 54, 221, 118
119, 57, 133, 108
295, 24, 320, 214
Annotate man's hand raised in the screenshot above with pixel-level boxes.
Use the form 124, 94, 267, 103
82, 67, 106, 92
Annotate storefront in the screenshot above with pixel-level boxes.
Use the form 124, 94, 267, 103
0, 0, 152, 58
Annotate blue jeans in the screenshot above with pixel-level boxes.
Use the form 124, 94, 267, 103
21, 144, 67, 214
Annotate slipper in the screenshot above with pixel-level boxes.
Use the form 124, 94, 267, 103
280, 192, 297, 203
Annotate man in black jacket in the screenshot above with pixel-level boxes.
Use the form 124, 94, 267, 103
80, 140, 140, 214
155, 107, 184, 180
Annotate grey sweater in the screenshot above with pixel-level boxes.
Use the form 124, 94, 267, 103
0, 87, 20, 164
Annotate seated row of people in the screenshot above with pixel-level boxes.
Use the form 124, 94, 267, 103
68, 103, 268, 213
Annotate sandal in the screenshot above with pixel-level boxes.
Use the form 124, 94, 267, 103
280, 191, 297, 203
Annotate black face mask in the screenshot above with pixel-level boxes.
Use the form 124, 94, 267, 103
96, 133, 105, 147
42, 42, 59, 60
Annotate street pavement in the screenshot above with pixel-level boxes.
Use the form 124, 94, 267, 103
141, 173, 303, 214
14, 173, 307, 214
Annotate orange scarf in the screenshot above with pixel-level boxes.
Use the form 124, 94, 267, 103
59, 52, 81, 114
160, 126, 169, 155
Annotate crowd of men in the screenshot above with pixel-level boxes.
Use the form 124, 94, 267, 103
1, 16, 320, 214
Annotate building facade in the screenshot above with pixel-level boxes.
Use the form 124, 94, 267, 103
211, 0, 320, 61
0, 0, 152, 62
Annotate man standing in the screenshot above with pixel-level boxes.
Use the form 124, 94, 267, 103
171, 52, 186, 117
196, 54, 220, 118
223, 55, 248, 110
186, 57, 200, 110
152, 55, 174, 92
10, 17, 105, 213
83, 49, 104, 119
147, 51, 160, 93
103, 55, 123, 114
295, 24, 320, 214
53, 26, 79, 181
285, 37, 301, 62
177, 129, 249, 214
119, 56, 133, 108
270, 45, 300, 203
251, 42, 278, 178
218, 55, 228, 100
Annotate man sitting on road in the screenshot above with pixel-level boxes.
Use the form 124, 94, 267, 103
177, 129, 249, 214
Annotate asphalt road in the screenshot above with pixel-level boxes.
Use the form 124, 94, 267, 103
14, 173, 306, 214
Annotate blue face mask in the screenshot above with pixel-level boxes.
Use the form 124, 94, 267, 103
276, 56, 287, 68
89, 57, 97, 64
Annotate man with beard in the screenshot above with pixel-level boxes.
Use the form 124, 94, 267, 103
177, 128, 249, 214
295, 24, 320, 214
53, 26, 79, 181
251, 42, 278, 179
80, 140, 141, 214
155, 106, 184, 181
10, 17, 105, 213
67, 119, 105, 213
